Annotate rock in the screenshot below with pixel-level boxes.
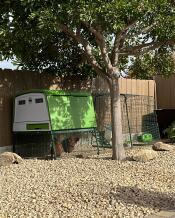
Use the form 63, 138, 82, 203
132, 149, 158, 162
0, 152, 23, 166
152, 142, 174, 151
75, 154, 84, 158
0, 211, 8, 218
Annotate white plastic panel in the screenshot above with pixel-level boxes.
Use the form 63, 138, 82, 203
13, 93, 50, 131
14, 93, 49, 122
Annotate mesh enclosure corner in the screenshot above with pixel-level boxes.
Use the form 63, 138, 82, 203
13, 132, 51, 158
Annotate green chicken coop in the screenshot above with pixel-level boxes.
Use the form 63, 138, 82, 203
13, 90, 97, 157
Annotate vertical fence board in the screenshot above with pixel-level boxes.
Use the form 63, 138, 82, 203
155, 75, 175, 109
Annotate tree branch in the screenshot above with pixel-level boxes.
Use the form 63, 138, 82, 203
58, 24, 111, 80
113, 21, 159, 58
120, 39, 175, 55
82, 22, 114, 72
141, 21, 158, 34
85, 55, 111, 85
111, 20, 138, 65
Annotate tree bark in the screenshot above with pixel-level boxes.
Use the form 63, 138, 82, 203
110, 77, 126, 160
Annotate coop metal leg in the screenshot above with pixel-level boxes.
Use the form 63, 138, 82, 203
50, 132, 56, 160
12, 134, 16, 153
13, 145, 15, 152
94, 130, 100, 155
124, 95, 133, 147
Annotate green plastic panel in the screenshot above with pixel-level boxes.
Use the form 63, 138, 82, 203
47, 95, 97, 131
137, 133, 153, 142
26, 123, 49, 130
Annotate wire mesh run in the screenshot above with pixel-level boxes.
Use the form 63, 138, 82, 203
94, 93, 160, 144
53, 131, 100, 158
13, 130, 102, 158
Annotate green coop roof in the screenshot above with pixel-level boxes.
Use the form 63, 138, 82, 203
15, 89, 92, 97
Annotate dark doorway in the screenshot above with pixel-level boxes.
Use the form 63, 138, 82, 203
156, 109, 175, 138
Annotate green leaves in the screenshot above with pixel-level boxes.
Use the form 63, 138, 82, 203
128, 48, 175, 79
164, 121, 175, 139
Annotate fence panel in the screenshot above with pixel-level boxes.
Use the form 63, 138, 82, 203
155, 75, 175, 109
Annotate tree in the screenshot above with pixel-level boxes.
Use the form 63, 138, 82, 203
0, 0, 175, 160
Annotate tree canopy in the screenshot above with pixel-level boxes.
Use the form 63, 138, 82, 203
0, 4, 94, 77
1, 0, 175, 77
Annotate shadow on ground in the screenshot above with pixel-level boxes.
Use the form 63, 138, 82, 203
109, 186, 175, 210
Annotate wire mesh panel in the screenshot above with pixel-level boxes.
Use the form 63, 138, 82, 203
53, 130, 102, 158
13, 132, 51, 158
94, 93, 160, 144
121, 94, 160, 142
13, 130, 101, 158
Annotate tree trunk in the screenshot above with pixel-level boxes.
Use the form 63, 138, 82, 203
110, 77, 126, 160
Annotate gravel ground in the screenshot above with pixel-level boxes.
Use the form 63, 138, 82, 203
0, 147, 175, 218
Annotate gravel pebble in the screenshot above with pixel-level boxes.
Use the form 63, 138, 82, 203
0, 147, 175, 218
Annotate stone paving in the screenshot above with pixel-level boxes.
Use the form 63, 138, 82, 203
146, 210, 175, 218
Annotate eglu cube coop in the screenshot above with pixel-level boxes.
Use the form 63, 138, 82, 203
13, 90, 98, 158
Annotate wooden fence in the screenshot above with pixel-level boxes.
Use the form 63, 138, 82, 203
92, 77, 155, 97
119, 78, 155, 97
155, 75, 175, 109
